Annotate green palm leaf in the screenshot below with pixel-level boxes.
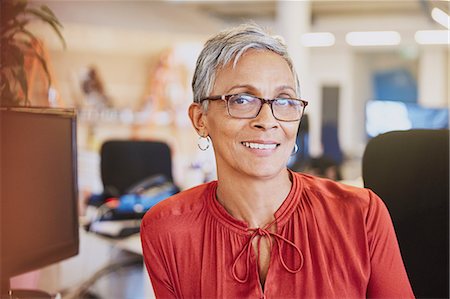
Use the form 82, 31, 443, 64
40, 5, 63, 27
24, 7, 65, 48
1, 0, 65, 106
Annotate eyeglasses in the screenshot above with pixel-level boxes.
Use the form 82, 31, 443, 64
200, 93, 308, 122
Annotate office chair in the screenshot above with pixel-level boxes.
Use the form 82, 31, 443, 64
362, 129, 449, 299
100, 140, 175, 196
87, 140, 178, 236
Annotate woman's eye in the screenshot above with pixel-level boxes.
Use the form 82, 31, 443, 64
275, 98, 290, 106
232, 95, 253, 105
275, 98, 301, 107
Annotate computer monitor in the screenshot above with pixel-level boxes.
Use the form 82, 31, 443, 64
0, 107, 79, 291
366, 100, 449, 138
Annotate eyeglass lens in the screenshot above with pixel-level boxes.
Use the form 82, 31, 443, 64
227, 94, 304, 121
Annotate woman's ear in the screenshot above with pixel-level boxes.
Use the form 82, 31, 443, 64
189, 103, 208, 136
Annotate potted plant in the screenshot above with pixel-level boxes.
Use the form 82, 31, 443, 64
0, 0, 65, 106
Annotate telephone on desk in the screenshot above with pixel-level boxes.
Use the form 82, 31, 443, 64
86, 174, 179, 238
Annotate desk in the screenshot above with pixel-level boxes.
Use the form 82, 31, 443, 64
94, 233, 142, 256
18, 228, 155, 298
86, 232, 155, 298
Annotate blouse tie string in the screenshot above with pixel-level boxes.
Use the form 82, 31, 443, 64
231, 227, 304, 283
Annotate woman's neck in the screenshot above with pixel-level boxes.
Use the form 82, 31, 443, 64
216, 169, 292, 228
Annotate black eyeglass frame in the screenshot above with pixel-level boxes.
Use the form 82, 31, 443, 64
200, 93, 309, 122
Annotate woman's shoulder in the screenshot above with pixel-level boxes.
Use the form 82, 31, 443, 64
293, 172, 377, 210
141, 181, 215, 230
292, 172, 388, 230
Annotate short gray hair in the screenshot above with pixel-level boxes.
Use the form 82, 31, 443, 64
192, 23, 301, 105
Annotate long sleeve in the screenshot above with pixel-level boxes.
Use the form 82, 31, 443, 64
365, 189, 415, 298
140, 219, 177, 299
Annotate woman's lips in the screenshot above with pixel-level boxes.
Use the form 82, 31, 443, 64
241, 141, 280, 150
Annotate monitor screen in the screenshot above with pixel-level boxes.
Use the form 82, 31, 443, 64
0, 107, 79, 281
366, 100, 449, 138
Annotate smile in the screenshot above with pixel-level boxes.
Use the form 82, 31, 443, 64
241, 142, 279, 150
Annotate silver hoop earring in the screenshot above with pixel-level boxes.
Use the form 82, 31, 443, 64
198, 135, 211, 151
291, 143, 299, 156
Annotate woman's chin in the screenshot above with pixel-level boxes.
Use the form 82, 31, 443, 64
239, 163, 287, 180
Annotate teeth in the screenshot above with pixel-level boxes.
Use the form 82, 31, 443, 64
242, 142, 277, 150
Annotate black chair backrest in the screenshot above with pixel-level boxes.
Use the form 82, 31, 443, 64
100, 140, 174, 196
362, 129, 449, 299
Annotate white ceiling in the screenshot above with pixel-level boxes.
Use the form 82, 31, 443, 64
185, 0, 449, 21
38, 0, 449, 32
32, 0, 449, 53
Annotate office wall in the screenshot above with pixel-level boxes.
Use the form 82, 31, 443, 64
48, 49, 157, 109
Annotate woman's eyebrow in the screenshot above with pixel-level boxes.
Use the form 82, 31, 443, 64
275, 85, 296, 93
227, 85, 296, 94
227, 84, 256, 93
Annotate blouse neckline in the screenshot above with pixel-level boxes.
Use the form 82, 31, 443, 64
206, 170, 302, 234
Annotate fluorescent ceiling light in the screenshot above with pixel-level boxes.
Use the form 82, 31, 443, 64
345, 31, 401, 46
415, 30, 450, 45
301, 32, 335, 47
431, 7, 450, 29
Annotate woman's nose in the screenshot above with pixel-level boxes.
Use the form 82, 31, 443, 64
250, 103, 279, 130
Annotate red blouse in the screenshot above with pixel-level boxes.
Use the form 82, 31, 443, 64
140, 172, 414, 298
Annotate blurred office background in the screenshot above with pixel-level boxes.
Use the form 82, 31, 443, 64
8, 0, 449, 298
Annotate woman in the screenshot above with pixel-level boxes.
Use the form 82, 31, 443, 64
140, 24, 414, 298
